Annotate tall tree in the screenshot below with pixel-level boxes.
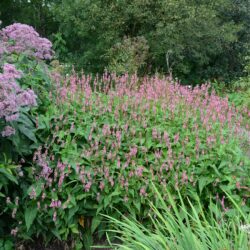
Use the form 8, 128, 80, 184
54, 0, 242, 83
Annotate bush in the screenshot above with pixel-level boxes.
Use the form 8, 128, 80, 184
11, 72, 249, 247
228, 55, 250, 112
0, 23, 56, 161
106, 36, 149, 75
0, 23, 56, 112
0, 23, 54, 244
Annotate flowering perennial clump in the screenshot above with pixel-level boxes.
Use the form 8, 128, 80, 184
0, 63, 37, 136
5, 66, 248, 242
16, 72, 249, 240
0, 23, 53, 60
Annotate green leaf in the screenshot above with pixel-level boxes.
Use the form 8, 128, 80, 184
0, 168, 18, 184
68, 206, 79, 221
51, 228, 62, 240
18, 112, 34, 128
0, 192, 5, 197
18, 125, 37, 143
3, 240, 13, 250
91, 216, 101, 233
103, 196, 111, 208
71, 226, 79, 234
76, 193, 89, 200
25, 206, 38, 231
198, 177, 214, 194
211, 165, 221, 177
133, 200, 141, 213
218, 160, 228, 169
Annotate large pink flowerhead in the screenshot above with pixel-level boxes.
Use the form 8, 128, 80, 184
0, 23, 54, 60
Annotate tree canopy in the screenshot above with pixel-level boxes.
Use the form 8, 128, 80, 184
1, 0, 249, 83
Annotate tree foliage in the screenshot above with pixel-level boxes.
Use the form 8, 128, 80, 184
1, 0, 250, 83
0, 0, 58, 36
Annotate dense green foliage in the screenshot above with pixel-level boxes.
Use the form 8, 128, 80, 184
229, 56, 250, 110
0, 0, 58, 36
1, 0, 250, 83
12, 74, 249, 247
2, 68, 247, 249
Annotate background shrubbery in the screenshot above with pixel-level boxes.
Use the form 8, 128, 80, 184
1, 0, 250, 83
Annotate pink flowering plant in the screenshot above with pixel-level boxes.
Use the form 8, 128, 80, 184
12, 72, 249, 246
0, 63, 38, 156
0, 22, 57, 160
0, 23, 55, 242
0, 23, 53, 60
0, 23, 55, 113
0, 62, 38, 240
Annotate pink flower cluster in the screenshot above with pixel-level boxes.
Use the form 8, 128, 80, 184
0, 23, 53, 60
0, 63, 37, 137
50, 199, 62, 208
